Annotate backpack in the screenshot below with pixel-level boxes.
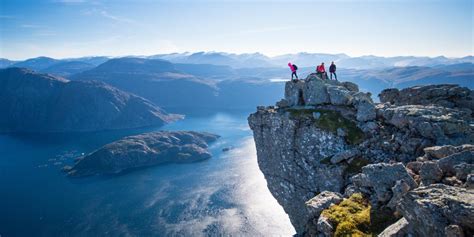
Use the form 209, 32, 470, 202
293, 64, 298, 70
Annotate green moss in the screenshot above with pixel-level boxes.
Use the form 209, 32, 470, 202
321, 193, 371, 237
321, 193, 399, 236
286, 108, 364, 145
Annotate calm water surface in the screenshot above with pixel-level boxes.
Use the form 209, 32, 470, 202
0, 112, 295, 236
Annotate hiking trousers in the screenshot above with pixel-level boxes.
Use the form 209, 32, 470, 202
292, 71, 298, 80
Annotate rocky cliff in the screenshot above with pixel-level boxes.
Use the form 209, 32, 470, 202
248, 73, 473, 236
0, 68, 181, 132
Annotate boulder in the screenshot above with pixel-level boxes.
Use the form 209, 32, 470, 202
387, 179, 412, 209
455, 163, 474, 181
341, 81, 359, 92
305, 191, 343, 218
419, 161, 443, 186
438, 150, 474, 176
327, 85, 352, 105
352, 163, 417, 204
377, 217, 411, 237
464, 174, 474, 189
424, 145, 459, 159
316, 215, 334, 237
399, 184, 474, 237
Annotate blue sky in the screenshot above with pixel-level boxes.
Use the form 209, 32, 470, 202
0, 0, 472, 60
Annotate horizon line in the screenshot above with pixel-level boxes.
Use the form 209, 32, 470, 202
2, 51, 473, 61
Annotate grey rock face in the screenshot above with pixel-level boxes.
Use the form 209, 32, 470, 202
352, 163, 418, 205
379, 84, 474, 113
378, 104, 472, 145
377, 217, 410, 237
330, 149, 361, 164
284, 74, 373, 114
316, 215, 334, 237
305, 191, 343, 218
248, 108, 347, 233
399, 184, 474, 237
305, 191, 342, 236
67, 131, 219, 177
249, 77, 474, 235
419, 161, 443, 185
0, 68, 180, 132
438, 150, 474, 175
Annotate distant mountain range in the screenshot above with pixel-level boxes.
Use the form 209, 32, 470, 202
1, 53, 472, 112
2, 52, 472, 70
70, 57, 284, 112
0, 68, 180, 133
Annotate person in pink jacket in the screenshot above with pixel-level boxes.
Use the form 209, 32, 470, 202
288, 62, 298, 81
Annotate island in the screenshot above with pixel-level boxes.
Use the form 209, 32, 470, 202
65, 131, 220, 177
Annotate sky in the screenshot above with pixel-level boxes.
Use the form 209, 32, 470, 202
0, 0, 472, 60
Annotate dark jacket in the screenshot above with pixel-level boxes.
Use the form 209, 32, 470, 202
329, 64, 336, 73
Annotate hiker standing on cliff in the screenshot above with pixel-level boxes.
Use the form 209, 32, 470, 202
329, 61, 337, 81
288, 62, 298, 81
316, 62, 327, 79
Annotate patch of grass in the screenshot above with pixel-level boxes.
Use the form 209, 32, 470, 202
286, 108, 365, 145
321, 193, 371, 237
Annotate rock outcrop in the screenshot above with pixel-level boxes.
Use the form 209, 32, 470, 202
248, 74, 473, 235
66, 131, 219, 177
0, 68, 181, 132
399, 184, 474, 237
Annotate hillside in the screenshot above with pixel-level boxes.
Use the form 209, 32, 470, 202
0, 68, 181, 132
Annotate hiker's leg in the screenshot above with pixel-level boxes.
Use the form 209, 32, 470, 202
295, 72, 298, 79
330, 72, 333, 80
291, 72, 294, 80
334, 72, 337, 80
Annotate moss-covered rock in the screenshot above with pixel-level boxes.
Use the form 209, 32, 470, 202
286, 108, 364, 145
321, 193, 371, 237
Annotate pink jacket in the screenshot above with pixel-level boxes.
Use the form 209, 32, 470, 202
288, 63, 296, 72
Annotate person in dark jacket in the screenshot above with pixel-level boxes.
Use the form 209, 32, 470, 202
329, 61, 337, 80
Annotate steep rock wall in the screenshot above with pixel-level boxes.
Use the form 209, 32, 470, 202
248, 74, 474, 235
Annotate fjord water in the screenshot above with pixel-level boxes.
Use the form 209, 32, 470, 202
0, 112, 295, 236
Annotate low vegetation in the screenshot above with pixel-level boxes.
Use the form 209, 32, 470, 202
321, 193, 371, 237
287, 108, 364, 145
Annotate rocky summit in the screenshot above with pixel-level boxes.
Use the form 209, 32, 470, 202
248, 73, 473, 236
65, 131, 220, 177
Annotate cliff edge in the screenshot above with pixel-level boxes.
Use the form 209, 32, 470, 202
248, 73, 473, 236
